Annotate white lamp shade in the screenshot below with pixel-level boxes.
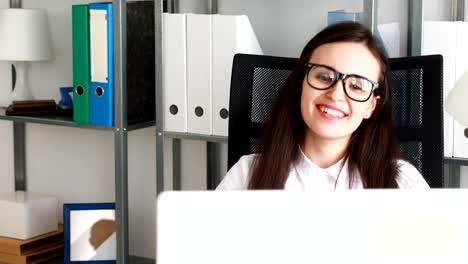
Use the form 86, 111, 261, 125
446, 69, 468, 127
0, 8, 53, 61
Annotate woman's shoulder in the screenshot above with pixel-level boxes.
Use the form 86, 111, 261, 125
396, 159, 430, 189
216, 154, 258, 190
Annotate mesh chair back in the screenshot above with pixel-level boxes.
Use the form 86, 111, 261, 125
228, 53, 443, 188
388, 55, 443, 187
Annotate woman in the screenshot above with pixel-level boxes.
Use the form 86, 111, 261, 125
217, 22, 429, 190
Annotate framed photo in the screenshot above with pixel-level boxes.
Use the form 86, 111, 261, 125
63, 203, 116, 264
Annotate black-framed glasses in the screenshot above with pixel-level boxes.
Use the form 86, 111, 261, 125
305, 63, 380, 102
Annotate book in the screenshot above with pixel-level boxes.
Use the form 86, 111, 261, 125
5, 100, 71, 116
0, 225, 63, 256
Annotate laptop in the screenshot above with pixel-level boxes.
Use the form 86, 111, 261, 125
156, 190, 468, 264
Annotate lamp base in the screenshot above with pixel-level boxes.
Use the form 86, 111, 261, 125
0, 97, 11, 108
11, 61, 34, 101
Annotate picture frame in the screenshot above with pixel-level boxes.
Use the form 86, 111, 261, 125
63, 203, 116, 264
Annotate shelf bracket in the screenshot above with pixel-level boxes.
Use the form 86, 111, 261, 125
10, 0, 21, 8
207, 142, 221, 190
13, 121, 26, 191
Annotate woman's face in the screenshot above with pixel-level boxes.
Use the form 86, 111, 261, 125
300, 41, 381, 142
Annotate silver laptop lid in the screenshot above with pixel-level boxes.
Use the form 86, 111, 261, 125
157, 190, 468, 264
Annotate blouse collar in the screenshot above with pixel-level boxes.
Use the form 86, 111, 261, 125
297, 147, 346, 181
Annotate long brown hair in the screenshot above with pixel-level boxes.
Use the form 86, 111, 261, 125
248, 22, 399, 189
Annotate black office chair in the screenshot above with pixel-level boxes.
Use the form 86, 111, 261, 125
227, 53, 443, 188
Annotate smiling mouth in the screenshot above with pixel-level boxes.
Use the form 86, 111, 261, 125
318, 106, 347, 118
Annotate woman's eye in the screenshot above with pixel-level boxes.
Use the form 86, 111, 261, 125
347, 78, 370, 92
350, 84, 364, 91
317, 73, 333, 81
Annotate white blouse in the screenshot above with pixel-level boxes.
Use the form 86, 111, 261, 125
216, 150, 430, 190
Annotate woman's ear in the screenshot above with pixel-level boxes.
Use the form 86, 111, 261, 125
364, 95, 380, 119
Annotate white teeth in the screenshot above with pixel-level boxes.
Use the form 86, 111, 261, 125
319, 106, 345, 117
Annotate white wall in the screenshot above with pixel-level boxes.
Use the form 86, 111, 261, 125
424, 0, 452, 21
461, 167, 468, 188
217, 0, 363, 57
178, 0, 211, 14
0, 120, 13, 193
376, 0, 408, 57
0, 0, 10, 107
374, 0, 452, 58
0, 0, 14, 194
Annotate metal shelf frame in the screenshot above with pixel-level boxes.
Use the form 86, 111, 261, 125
113, 1, 130, 263
6, 0, 162, 263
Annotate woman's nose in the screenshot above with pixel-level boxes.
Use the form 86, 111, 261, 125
325, 80, 346, 101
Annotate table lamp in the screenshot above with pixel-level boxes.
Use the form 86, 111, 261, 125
446, 70, 468, 128
0, 8, 53, 104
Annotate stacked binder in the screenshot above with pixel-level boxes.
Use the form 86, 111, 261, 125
163, 13, 263, 137
72, 4, 90, 125
0, 225, 63, 264
72, 1, 155, 127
